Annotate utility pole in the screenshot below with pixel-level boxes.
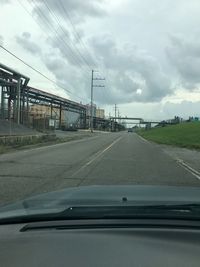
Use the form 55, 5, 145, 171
90, 70, 105, 133
90, 70, 94, 133
115, 104, 117, 122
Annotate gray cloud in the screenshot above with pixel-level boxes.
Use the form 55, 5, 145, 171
42, 53, 90, 100
15, 29, 91, 100
166, 35, 200, 89
47, 32, 171, 105
43, 56, 67, 81
91, 35, 171, 104
15, 29, 172, 105
46, 28, 85, 67
32, 0, 106, 25
31, 0, 99, 68
47, 28, 96, 68
16, 32, 41, 55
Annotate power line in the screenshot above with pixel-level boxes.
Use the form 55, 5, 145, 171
23, 0, 104, 72
57, 0, 98, 68
16, 0, 108, 104
17, 0, 91, 102
19, 0, 90, 77
42, 0, 92, 71
0, 44, 68, 90
0, 44, 89, 102
30, 0, 90, 74
30, 0, 104, 83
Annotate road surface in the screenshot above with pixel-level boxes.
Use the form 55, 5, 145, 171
0, 132, 200, 205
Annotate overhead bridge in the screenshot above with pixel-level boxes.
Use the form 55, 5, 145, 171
110, 117, 161, 124
110, 117, 143, 121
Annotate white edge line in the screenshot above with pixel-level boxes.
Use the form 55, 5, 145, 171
176, 158, 200, 180
136, 134, 149, 144
86, 136, 122, 166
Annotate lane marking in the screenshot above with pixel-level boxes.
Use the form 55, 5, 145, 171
136, 134, 149, 144
137, 134, 200, 181
176, 158, 200, 180
71, 136, 122, 178
85, 136, 122, 166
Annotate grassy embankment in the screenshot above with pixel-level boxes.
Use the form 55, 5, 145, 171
137, 122, 200, 149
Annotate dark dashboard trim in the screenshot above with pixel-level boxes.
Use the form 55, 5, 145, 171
20, 218, 200, 232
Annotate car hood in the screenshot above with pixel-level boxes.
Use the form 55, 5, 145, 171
1, 185, 200, 218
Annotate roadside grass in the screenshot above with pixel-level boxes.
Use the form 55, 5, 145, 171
0, 133, 93, 155
137, 122, 200, 149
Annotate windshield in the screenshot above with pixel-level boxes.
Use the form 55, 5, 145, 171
0, 0, 200, 219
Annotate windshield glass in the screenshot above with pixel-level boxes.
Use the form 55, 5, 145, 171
0, 0, 200, 219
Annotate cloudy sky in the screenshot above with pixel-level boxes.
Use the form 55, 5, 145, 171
1, 0, 200, 119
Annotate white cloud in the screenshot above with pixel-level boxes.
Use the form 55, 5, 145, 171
90, 34, 171, 103
166, 35, 200, 90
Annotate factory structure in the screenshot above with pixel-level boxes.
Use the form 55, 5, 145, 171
0, 63, 124, 132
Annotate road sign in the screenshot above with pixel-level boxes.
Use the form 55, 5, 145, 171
49, 119, 55, 127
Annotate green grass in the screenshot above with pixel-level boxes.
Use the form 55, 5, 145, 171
137, 122, 200, 149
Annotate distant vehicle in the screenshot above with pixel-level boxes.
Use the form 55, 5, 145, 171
127, 128, 133, 132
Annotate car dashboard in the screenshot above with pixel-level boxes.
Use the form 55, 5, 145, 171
0, 219, 200, 266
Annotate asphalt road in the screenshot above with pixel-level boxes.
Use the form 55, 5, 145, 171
0, 132, 200, 205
